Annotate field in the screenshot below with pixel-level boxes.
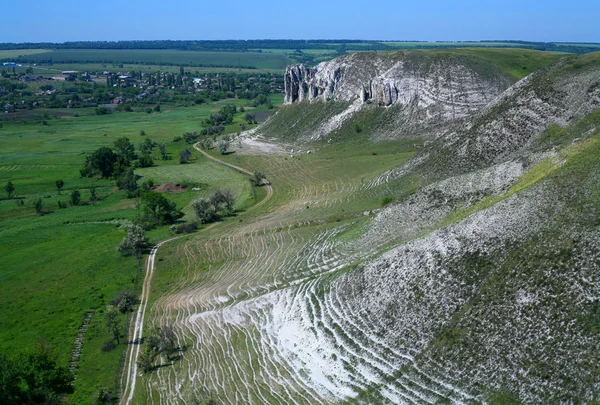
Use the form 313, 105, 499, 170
0, 48, 50, 59
6, 49, 291, 70
0, 98, 280, 404
3, 42, 598, 77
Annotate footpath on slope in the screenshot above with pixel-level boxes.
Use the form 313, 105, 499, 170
192, 142, 273, 207
119, 146, 272, 405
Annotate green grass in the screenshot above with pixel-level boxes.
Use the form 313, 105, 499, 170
448, 48, 563, 80
0, 49, 51, 60
14, 49, 291, 70
0, 100, 279, 404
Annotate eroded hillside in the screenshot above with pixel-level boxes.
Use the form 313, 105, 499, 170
133, 51, 600, 404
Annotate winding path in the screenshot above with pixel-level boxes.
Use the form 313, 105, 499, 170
193, 142, 273, 207
119, 145, 272, 405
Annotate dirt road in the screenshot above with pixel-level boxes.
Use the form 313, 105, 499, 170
119, 146, 272, 405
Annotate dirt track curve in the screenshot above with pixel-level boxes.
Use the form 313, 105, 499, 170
119, 146, 272, 405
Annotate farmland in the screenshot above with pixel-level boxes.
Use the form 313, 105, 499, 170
11, 49, 291, 70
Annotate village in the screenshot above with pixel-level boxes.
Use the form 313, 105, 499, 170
0, 63, 284, 113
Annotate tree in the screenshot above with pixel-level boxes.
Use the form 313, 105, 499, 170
18, 344, 73, 403
55, 180, 64, 194
137, 347, 157, 373
244, 113, 255, 124
105, 305, 121, 344
217, 140, 229, 155
80, 147, 117, 178
137, 154, 154, 168
179, 148, 192, 164
192, 198, 218, 224
90, 185, 98, 206
70, 190, 81, 206
111, 291, 137, 313
116, 168, 138, 192
113, 137, 136, 167
158, 143, 167, 160
253, 170, 266, 184
139, 138, 154, 155
153, 103, 161, 112
141, 192, 183, 226
93, 386, 115, 404
4, 181, 14, 198
211, 189, 235, 212
33, 198, 43, 215
145, 325, 178, 362
118, 224, 147, 257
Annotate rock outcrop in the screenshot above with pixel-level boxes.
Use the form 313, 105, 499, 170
281, 51, 514, 140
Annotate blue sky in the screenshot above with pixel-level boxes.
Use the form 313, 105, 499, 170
2, 0, 599, 43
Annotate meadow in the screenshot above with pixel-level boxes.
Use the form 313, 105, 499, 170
0, 98, 278, 403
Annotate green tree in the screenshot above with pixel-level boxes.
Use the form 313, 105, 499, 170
137, 347, 157, 373
253, 170, 266, 184
139, 138, 154, 155
0, 345, 73, 405
105, 305, 121, 344
90, 185, 98, 205
116, 168, 138, 192
20, 345, 74, 403
137, 154, 154, 168
93, 386, 115, 404
141, 192, 183, 226
158, 143, 167, 160
217, 140, 229, 155
70, 190, 81, 206
4, 180, 15, 198
33, 198, 43, 215
118, 224, 147, 257
55, 180, 64, 194
192, 198, 218, 224
153, 103, 161, 112
211, 189, 235, 212
80, 147, 117, 178
113, 137, 136, 167
179, 148, 192, 164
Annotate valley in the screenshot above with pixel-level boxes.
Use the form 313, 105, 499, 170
1, 46, 599, 404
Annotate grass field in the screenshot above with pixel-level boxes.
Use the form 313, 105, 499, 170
0, 48, 50, 59
9, 49, 291, 70
0, 97, 282, 404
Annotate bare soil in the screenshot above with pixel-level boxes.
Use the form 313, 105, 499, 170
152, 182, 187, 193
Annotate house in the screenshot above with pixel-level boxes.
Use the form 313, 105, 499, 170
3, 62, 17, 67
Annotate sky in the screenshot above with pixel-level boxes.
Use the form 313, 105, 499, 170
2, 0, 599, 43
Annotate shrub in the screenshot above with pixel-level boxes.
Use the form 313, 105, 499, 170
381, 196, 394, 207
70, 190, 81, 206
171, 222, 198, 234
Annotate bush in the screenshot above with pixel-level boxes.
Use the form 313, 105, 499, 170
33, 198, 43, 215
95, 106, 112, 115
111, 291, 137, 313
70, 190, 81, 206
381, 196, 394, 206
118, 225, 147, 257
180, 148, 192, 164
137, 154, 154, 168
171, 222, 198, 234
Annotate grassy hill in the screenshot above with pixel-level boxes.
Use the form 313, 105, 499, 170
1, 49, 599, 404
